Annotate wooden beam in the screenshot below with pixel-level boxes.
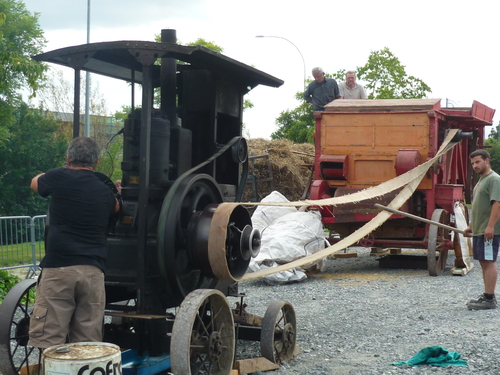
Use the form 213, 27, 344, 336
374, 204, 465, 235
21, 364, 41, 375
334, 252, 358, 258
236, 357, 280, 374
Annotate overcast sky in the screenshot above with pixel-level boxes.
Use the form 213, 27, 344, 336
23, 0, 500, 138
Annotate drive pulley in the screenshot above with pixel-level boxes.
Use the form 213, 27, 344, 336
157, 173, 260, 305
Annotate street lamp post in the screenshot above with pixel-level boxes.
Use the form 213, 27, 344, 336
84, 0, 91, 137
255, 35, 306, 89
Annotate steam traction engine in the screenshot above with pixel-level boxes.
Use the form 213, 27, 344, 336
310, 99, 495, 276
0, 30, 297, 374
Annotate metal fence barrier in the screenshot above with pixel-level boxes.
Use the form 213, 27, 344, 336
0, 215, 46, 278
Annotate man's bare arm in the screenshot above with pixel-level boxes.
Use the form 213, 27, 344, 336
30, 173, 45, 192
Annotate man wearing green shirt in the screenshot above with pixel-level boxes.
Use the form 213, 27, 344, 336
465, 149, 500, 310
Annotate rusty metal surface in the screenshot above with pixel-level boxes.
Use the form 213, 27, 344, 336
43, 343, 119, 360
0, 279, 39, 375
105, 312, 171, 320
232, 303, 263, 327
260, 301, 296, 364
170, 289, 234, 375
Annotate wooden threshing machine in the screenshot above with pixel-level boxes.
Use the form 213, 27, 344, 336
309, 99, 495, 276
0, 29, 297, 375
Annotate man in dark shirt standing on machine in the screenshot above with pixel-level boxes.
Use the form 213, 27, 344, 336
28, 137, 119, 349
303, 66, 341, 111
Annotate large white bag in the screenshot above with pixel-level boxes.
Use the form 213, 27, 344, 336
248, 191, 327, 284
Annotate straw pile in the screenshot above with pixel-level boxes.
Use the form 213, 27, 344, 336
242, 138, 315, 202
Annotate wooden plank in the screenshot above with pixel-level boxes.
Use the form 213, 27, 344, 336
236, 357, 280, 374
324, 98, 441, 112
370, 250, 390, 257
21, 364, 40, 375
451, 264, 474, 276
293, 343, 301, 358
334, 252, 358, 258
230, 370, 240, 375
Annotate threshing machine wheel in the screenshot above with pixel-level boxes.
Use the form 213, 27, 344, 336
158, 174, 223, 304
0, 278, 41, 375
427, 209, 450, 276
260, 301, 297, 364
170, 289, 235, 375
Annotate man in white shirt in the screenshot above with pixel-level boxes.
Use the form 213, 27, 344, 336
339, 71, 368, 99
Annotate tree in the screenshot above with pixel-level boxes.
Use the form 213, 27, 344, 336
94, 106, 127, 183
271, 72, 334, 143
485, 122, 500, 172
271, 92, 314, 143
272, 48, 431, 143
357, 47, 431, 99
37, 67, 115, 151
187, 38, 223, 54
0, 0, 46, 142
0, 0, 46, 97
0, 102, 67, 216
0, 0, 46, 146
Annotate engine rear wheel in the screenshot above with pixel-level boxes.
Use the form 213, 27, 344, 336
0, 279, 41, 375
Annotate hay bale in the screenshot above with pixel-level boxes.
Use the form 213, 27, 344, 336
243, 138, 315, 202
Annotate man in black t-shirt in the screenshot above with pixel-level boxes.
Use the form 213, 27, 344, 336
28, 137, 119, 349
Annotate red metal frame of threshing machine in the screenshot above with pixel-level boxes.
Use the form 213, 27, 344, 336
309, 99, 495, 276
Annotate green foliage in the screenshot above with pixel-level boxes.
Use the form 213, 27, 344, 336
330, 69, 346, 82
0, 11, 6, 39
93, 105, 128, 182
187, 38, 223, 53
0, 270, 21, 302
271, 92, 314, 143
357, 47, 431, 99
0, 103, 67, 216
485, 124, 500, 172
0, 0, 46, 98
0, 0, 47, 145
0, 240, 45, 266
95, 138, 123, 183
0, 270, 36, 304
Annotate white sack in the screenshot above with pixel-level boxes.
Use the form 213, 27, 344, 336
250, 191, 297, 233
248, 192, 327, 284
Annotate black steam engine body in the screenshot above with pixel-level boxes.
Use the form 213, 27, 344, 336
0, 30, 297, 375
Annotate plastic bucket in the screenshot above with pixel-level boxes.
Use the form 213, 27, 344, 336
43, 342, 122, 375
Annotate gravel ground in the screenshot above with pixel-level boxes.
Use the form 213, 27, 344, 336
236, 247, 500, 375
3, 248, 497, 375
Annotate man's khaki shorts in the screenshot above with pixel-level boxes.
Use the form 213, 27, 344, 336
28, 265, 105, 349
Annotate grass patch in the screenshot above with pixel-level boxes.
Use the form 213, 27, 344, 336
0, 241, 45, 268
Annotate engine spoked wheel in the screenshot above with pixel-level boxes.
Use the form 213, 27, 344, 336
171, 289, 235, 375
158, 174, 223, 305
260, 301, 297, 364
427, 209, 451, 276
0, 278, 41, 375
